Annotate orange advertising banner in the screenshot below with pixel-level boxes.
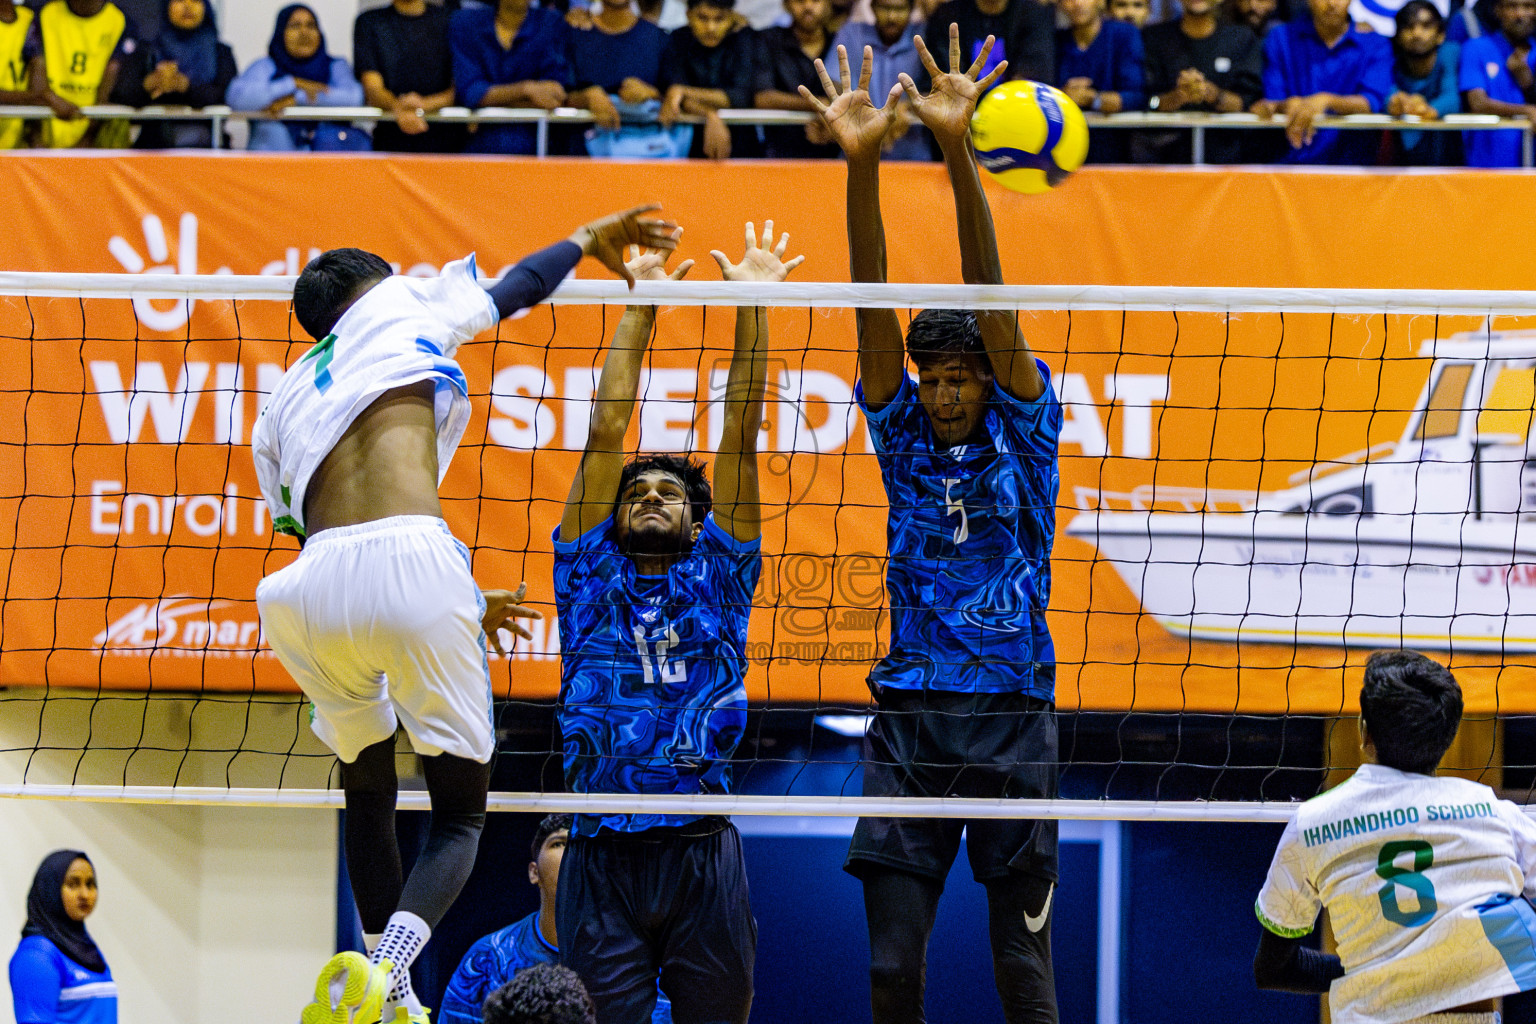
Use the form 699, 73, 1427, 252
2, 153, 1535, 714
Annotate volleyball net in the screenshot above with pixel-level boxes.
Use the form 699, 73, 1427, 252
4, 272, 1536, 819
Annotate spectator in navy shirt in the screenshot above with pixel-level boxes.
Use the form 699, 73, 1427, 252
1057, 0, 1144, 161
1386, 0, 1461, 164
831, 0, 931, 159
658, 0, 761, 158
755, 0, 840, 157
567, 0, 668, 132
354, 0, 463, 153
450, 0, 572, 154
1141, 0, 1261, 161
1460, 0, 1536, 165
1251, 0, 1392, 162
924, 0, 1055, 90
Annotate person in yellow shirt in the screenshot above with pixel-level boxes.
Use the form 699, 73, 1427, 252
0, 0, 40, 148
24, 0, 135, 147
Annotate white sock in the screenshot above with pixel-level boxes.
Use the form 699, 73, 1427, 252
371, 912, 429, 1018
363, 933, 382, 957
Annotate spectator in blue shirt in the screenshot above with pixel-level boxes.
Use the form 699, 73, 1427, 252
566, 0, 668, 135
1057, 0, 1144, 161
1460, 0, 1536, 165
226, 4, 365, 151
1251, 0, 1393, 162
9, 851, 116, 1024
449, 0, 573, 154
1386, 0, 1461, 164
831, 0, 931, 159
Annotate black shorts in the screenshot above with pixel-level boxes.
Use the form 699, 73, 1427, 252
556, 819, 756, 1024
846, 689, 1059, 884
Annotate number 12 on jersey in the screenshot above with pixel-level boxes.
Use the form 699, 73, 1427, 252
634, 624, 687, 686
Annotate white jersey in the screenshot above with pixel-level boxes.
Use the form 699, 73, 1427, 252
1257, 763, 1536, 1024
252, 255, 499, 538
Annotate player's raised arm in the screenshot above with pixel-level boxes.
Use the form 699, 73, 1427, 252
901, 27, 1045, 402
801, 46, 906, 409
559, 248, 695, 543
485, 205, 682, 320
708, 222, 806, 543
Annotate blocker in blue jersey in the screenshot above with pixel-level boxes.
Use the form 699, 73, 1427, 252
552, 225, 804, 1024
803, 30, 1064, 1024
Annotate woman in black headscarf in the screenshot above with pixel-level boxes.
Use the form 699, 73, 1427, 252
225, 4, 365, 151
114, 0, 236, 147
8, 851, 117, 1024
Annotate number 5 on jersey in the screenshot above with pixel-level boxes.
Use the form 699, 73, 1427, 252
943, 478, 969, 544
634, 624, 686, 686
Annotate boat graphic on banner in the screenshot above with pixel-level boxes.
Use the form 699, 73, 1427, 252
1067, 330, 1536, 651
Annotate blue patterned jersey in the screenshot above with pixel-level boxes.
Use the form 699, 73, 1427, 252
440, 912, 671, 1024
553, 513, 761, 837
857, 365, 1062, 698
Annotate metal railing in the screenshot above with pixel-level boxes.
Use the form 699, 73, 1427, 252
0, 103, 1529, 164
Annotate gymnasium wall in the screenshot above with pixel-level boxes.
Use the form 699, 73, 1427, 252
4, 157, 1536, 719
0, 691, 336, 1024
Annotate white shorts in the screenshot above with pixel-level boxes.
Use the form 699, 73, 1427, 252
255, 515, 494, 763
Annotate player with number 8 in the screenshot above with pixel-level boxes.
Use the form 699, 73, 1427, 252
1254, 650, 1536, 1022
552, 222, 804, 1024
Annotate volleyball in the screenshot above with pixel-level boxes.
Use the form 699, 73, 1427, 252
970, 81, 1089, 194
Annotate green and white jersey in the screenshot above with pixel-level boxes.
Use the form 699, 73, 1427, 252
252, 255, 498, 538
1257, 762, 1536, 1024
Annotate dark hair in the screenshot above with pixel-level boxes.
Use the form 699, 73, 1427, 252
483, 964, 596, 1024
1395, 0, 1444, 33
905, 309, 988, 370
616, 454, 712, 524
292, 248, 392, 341
687, 0, 736, 11
530, 813, 572, 862
1359, 650, 1462, 775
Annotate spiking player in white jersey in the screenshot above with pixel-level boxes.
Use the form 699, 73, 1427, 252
1255, 650, 1536, 1024
251, 205, 680, 1024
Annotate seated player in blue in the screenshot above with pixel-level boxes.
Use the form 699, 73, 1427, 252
1460, 0, 1536, 166
9, 852, 116, 1024
552, 225, 804, 1024
440, 815, 671, 1024
804, 34, 1064, 1024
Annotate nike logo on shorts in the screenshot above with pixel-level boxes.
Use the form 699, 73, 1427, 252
1023, 883, 1055, 933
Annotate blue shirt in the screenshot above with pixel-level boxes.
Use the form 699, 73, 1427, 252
1055, 19, 1145, 111
553, 513, 760, 837
449, 5, 572, 154
1394, 41, 1460, 163
441, 912, 672, 1024
830, 22, 932, 160
223, 56, 365, 152
9, 936, 116, 1024
568, 19, 668, 93
1459, 32, 1534, 166
857, 367, 1062, 699
1262, 17, 1393, 163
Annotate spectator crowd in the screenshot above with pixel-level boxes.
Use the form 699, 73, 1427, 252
1, 0, 1532, 165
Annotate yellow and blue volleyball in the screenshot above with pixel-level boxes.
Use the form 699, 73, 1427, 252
970, 81, 1089, 194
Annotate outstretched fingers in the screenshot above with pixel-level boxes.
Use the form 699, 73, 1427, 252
977, 58, 1008, 92
669, 258, 695, 281
709, 249, 732, 274
912, 33, 942, 80
897, 72, 922, 107
837, 44, 854, 92
798, 83, 830, 114
814, 56, 840, 101
948, 21, 962, 74
881, 81, 904, 116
